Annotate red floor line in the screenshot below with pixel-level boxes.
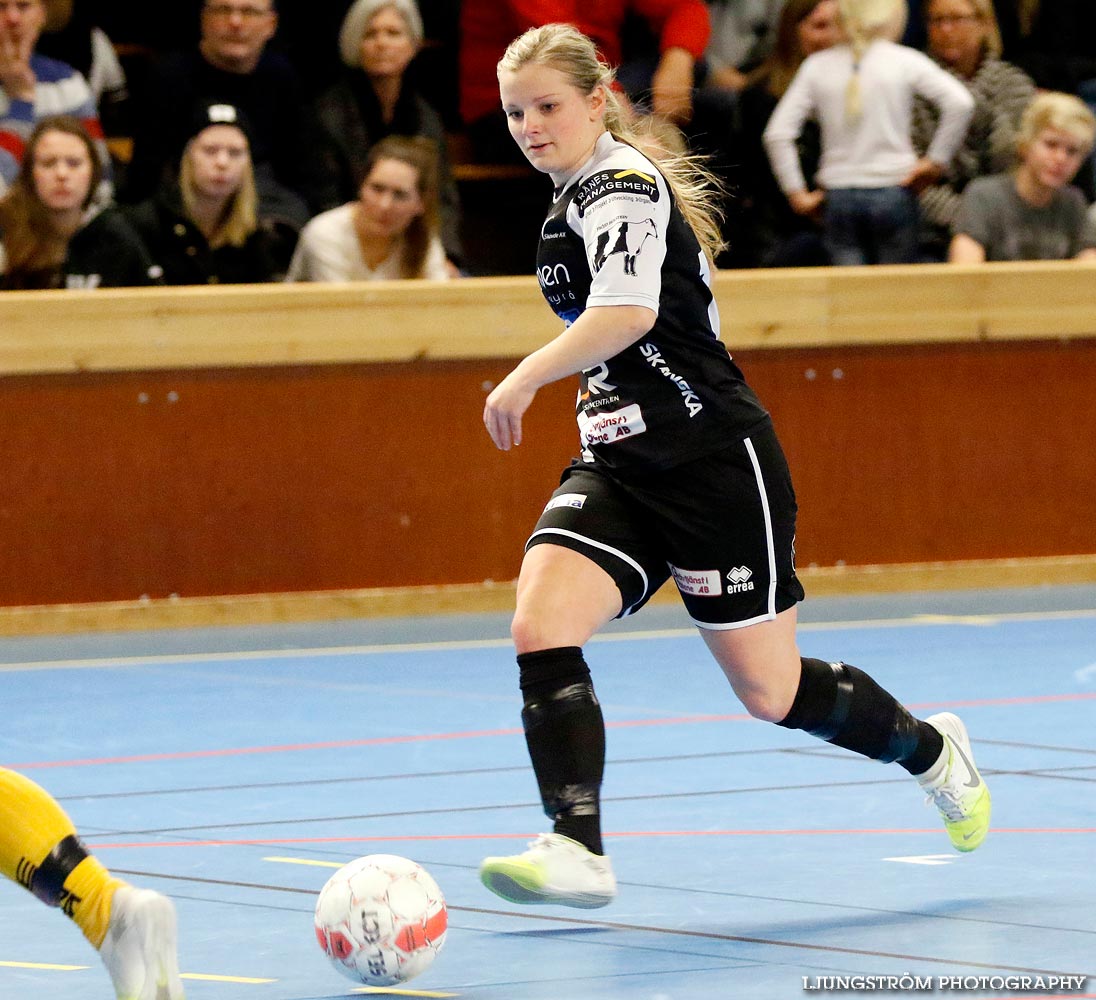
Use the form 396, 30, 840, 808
90, 827, 1096, 849
8, 691, 1095, 771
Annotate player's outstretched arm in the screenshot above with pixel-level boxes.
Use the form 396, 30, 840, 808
483, 304, 656, 450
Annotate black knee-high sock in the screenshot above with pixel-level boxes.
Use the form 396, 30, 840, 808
778, 658, 943, 775
518, 646, 605, 854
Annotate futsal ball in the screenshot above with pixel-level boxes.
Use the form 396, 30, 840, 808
314, 854, 448, 987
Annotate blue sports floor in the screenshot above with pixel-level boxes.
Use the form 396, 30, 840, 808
1, 585, 1094, 1000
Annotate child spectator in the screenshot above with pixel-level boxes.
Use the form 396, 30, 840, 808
763, 0, 974, 265
949, 91, 1096, 261
125, 102, 281, 285
0, 115, 157, 288
287, 134, 450, 281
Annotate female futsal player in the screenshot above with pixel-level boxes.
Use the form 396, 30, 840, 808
478, 23, 991, 908
1, 767, 184, 999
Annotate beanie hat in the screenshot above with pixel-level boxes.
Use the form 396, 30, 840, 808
187, 102, 254, 148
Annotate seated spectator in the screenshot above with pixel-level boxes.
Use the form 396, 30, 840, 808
949, 91, 1096, 262
0, 115, 158, 288
0, 0, 108, 189
764, 0, 974, 266
123, 0, 326, 233
733, 0, 840, 267
125, 103, 280, 285
287, 135, 449, 281
912, 0, 1035, 259
459, 0, 710, 161
38, 0, 128, 135
315, 0, 462, 265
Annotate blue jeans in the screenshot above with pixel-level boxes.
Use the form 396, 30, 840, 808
823, 186, 920, 266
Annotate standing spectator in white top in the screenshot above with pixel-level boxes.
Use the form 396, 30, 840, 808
949, 91, 1096, 262
286, 135, 450, 281
763, 0, 973, 264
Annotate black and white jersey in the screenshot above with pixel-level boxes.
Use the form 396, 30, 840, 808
536, 131, 768, 473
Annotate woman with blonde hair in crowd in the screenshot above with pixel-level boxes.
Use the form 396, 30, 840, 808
126, 103, 280, 285
0, 115, 157, 289
949, 90, 1096, 261
315, 0, 462, 268
287, 134, 449, 281
764, 0, 974, 265
912, 0, 1035, 259
475, 22, 989, 910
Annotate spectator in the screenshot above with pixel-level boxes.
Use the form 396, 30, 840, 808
38, 0, 128, 135
459, 1, 711, 161
123, 0, 326, 233
0, 0, 108, 189
0, 115, 158, 288
912, 0, 1035, 259
125, 102, 281, 285
949, 91, 1096, 262
703, 0, 785, 93
763, 0, 974, 265
287, 134, 450, 281
315, 0, 462, 266
733, 0, 840, 266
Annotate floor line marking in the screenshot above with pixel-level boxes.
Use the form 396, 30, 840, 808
91, 826, 1096, 850
180, 972, 277, 984
0, 960, 89, 970
1, 607, 1094, 673
10, 691, 1095, 771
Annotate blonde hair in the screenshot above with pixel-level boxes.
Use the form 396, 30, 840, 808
179, 130, 259, 250
926, 0, 1002, 60
1016, 91, 1096, 159
497, 23, 726, 262
339, 0, 423, 68
838, 0, 908, 122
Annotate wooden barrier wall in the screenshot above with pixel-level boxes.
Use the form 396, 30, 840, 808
0, 263, 1094, 621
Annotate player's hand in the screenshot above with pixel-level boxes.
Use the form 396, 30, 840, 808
483, 368, 537, 451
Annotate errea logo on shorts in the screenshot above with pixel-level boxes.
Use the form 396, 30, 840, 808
669, 565, 720, 596
726, 566, 755, 594
544, 493, 587, 512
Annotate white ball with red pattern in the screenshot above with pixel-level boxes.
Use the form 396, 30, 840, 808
314, 854, 448, 986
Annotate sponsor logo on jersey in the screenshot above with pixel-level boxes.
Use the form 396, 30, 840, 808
577, 403, 647, 447
726, 566, 755, 594
576, 168, 659, 217
580, 362, 617, 399
669, 565, 721, 596
538, 262, 571, 287
544, 492, 588, 512
592, 218, 658, 275
639, 343, 704, 417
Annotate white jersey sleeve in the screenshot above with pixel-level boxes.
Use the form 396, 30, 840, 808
567, 151, 673, 315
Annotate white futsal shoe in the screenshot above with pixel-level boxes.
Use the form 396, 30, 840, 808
100, 886, 185, 1000
480, 833, 617, 908
919, 712, 991, 852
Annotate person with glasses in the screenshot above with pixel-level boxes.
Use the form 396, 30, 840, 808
286, 134, 450, 281
911, 0, 1035, 259
0, 0, 109, 190
122, 0, 327, 249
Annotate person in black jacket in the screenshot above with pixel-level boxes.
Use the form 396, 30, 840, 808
121, 0, 326, 232
315, 0, 462, 268
0, 115, 159, 289
126, 102, 280, 285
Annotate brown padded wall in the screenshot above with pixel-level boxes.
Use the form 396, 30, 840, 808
1, 340, 1093, 605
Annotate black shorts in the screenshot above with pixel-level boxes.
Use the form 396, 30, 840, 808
526, 421, 805, 629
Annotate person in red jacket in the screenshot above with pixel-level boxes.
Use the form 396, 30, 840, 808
459, 0, 710, 161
